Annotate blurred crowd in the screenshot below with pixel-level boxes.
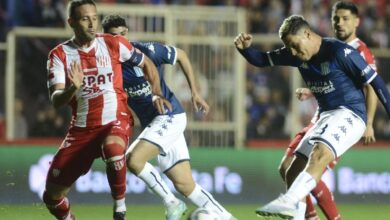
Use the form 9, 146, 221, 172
0, 0, 390, 142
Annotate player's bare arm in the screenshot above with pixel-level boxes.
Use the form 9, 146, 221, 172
363, 84, 377, 144
295, 87, 314, 101
50, 61, 84, 109
234, 32, 253, 50
176, 48, 210, 114
140, 56, 173, 114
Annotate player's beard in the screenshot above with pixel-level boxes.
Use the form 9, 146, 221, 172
81, 31, 95, 42
74, 28, 95, 46
336, 31, 352, 42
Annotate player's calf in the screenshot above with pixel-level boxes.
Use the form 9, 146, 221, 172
103, 142, 127, 217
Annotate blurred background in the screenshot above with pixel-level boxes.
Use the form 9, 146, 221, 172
1, 0, 390, 144
0, 0, 390, 217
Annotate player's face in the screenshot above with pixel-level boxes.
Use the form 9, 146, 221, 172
69, 4, 98, 43
107, 26, 129, 39
283, 30, 314, 61
332, 9, 359, 42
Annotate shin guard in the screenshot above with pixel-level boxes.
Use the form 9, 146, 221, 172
103, 143, 126, 200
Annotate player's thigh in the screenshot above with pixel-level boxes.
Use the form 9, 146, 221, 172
128, 139, 160, 163
280, 125, 312, 174
157, 133, 190, 173
135, 113, 187, 156
286, 155, 307, 184
47, 138, 96, 187
296, 108, 365, 159
104, 118, 132, 148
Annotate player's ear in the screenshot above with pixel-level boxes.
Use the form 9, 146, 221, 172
303, 28, 311, 39
354, 16, 360, 29
124, 27, 129, 36
68, 18, 74, 28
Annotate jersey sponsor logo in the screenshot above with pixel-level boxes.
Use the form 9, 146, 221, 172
124, 82, 152, 98
320, 62, 330, 75
307, 80, 335, 95
81, 73, 113, 98
344, 48, 352, 57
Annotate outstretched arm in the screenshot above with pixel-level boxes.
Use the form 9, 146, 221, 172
234, 32, 271, 67
234, 32, 298, 67
176, 48, 209, 114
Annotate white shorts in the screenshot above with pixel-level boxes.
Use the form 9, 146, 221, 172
126, 113, 190, 172
295, 108, 366, 159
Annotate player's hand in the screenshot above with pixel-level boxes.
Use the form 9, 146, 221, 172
234, 32, 253, 50
192, 93, 209, 115
152, 95, 173, 115
362, 125, 376, 145
295, 88, 313, 101
68, 61, 84, 89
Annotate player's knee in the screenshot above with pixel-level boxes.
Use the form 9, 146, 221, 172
102, 143, 126, 170
126, 153, 145, 174
43, 190, 64, 206
174, 179, 195, 196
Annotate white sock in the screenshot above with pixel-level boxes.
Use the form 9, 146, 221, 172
187, 184, 231, 219
285, 171, 317, 204
64, 212, 73, 220
114, 198, 126, 212
292, 201, 306, 220
138, 162, 177, 206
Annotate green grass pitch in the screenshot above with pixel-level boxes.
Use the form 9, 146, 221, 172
1, 204, 390, 219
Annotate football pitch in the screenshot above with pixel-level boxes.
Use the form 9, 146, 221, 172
1, 204, 390, 219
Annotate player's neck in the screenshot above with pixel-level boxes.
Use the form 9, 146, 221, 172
344, 34, 357, 44
73, 37, 94, 49
313, 34, 322, 55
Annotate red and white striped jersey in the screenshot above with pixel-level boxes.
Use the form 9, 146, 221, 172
349, 38, 377, 71
47, 33, 144, 128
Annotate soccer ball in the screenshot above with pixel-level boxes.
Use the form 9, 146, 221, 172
189, 208, 222, 220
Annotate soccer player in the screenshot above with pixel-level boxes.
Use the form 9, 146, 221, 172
102, 15, 236, 220
235, 15, 390, 219
44, 1, 168, 220
278, 2, 378, 219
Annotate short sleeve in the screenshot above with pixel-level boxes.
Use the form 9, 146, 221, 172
336, 47, 377, 84
47, 49, 66, 88
117, 36, 144, 66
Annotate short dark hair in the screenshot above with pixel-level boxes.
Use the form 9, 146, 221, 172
279, 15, 310, 40
67, 0, 96, 19
102, 15, 127, 33
332, 1, 359, 16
